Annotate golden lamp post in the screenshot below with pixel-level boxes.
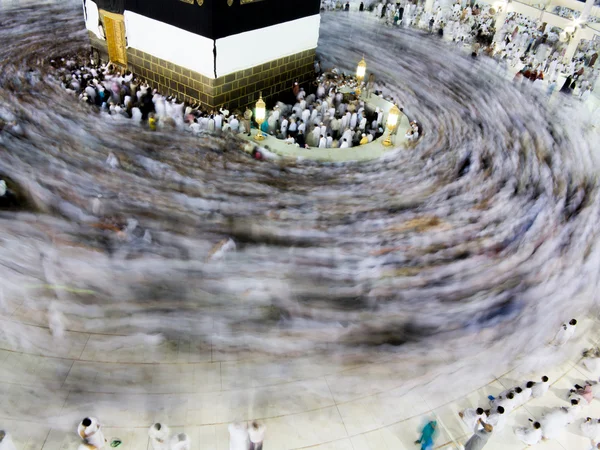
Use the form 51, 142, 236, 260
254, 93, 266, 141
355, 58, 367, 97
382, 104, 401, 147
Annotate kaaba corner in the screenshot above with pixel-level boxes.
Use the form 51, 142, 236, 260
82, 0, 321, 110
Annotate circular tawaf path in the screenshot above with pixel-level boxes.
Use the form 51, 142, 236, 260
0, 2, 599, 449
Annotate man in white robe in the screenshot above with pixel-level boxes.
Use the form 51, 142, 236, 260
531, 376, 549, 398
541, 400, 580, 439
318, 135, 327, 148
515, 421, 542, 446
148, 423, 170, 450
298, 120, 306, 134
229, 116, 240, 134
319, 123, 327, 137
341, 128, 353, 147
248, 421, 266, 450
301, 108, 311, 124
78, 417, 106, 449
214, 113, 223, 131
341, 113, 349, 130
485, 406, 506, 432
350, 112, 358, 129
311, 126, 321, 146
228, 423, 249, 450
170, 433, 189, 450
581, 417, 600, 441
459, 407, 485, 432
554, 319, 577, 346
280, 117, 289, 137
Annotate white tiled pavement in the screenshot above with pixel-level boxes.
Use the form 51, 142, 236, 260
1, 303, 600, 450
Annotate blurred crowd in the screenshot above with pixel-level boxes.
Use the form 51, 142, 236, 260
326, 1, 599, 103
51, 56, 420, 150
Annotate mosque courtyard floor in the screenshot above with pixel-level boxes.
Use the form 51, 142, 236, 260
2, 306, 600, 450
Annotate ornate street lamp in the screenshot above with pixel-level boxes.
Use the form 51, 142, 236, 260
382, 104, 401, 147
254, 93, 266, 141
356, 58, 367, 96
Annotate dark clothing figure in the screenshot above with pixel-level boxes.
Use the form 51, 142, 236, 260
359, 2, 364, 11
560, 75, 573, 93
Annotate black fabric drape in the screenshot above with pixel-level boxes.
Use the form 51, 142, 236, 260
96, 0, 126, 14
123, 0, 320, 40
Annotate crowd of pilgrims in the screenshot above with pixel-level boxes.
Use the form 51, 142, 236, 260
21, 419, 266, 450
52, 57, 421, 150
415, 319, 600, 450
260, 72, 421, 148
325, 1, 599, 101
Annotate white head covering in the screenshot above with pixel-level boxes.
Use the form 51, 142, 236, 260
148, 423, 170, 443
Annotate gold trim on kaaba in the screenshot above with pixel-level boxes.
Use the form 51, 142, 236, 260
98, 9, 127, 67
240, 0, 267, 3
227, 0, 233, 5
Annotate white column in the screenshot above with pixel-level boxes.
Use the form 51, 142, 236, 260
564, 27, 583, 62
425, 0, 435, 13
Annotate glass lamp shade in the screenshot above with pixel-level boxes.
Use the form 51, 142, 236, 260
255, 95, 266, 123
386, 105, 401, 131
356, 58, 367, 81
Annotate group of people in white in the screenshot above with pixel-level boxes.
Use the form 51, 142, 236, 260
73, 418, 266, 450
457, 318, 600, 449
265, 73, 409, 149
335, 1, 599, 103
54, 57, 256, 136
495, 12, 598, 100
54, 55, 417, 150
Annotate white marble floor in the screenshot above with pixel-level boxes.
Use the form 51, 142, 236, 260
1, 303, 600, 450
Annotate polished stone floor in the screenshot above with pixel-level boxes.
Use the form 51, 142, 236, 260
2, 303, 600, 450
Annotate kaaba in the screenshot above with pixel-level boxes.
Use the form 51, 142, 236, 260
83, 0, 321, 110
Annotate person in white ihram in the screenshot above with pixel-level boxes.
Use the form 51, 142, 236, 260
148, 423, 170, 450
581, 417, 600, 443
228, 422, 249, 450
485, 406, 506, 432
0, 430, 17, 450
170, 433, 190, 450
514, 421, 542, 446
318, 135, 327, 148
553, 319, 577, 346
540, 399, 581, 439
459, 407, 485, 432
248, 421, 266, 450
78, 417, 106, 449
531, 376, 550, 398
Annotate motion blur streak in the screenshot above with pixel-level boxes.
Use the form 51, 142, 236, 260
0, 1, 599, 392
